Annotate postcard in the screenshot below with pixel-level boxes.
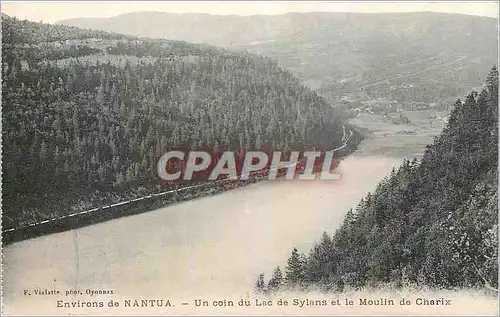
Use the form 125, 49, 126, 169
1, 1, 498, 315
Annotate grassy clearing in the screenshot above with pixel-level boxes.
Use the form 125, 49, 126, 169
349, 110, 450, 158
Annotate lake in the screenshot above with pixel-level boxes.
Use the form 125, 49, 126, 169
3, 152, 404, 314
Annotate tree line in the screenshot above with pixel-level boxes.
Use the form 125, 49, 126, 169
2, 16, 351, 230
257, 67, 498, 293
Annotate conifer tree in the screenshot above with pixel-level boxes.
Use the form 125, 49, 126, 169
285, 248, 306, 288
254, 273, 266, 294
267, 266, 284, 293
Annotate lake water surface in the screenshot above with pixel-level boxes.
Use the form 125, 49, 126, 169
3, 153, 403, 314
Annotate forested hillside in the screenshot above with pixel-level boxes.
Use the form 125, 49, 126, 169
59, 12, 498, 109
2, 16, 354, 238
257, 68, 498, 293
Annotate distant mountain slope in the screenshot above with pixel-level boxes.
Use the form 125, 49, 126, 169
258, 68, 498, 293
59, 11, 498, 108
2, 16, 354, 241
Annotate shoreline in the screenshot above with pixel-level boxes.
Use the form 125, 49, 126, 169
2, 125, 364, 245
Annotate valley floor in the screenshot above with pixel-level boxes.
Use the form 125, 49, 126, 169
348, 110, 449, 158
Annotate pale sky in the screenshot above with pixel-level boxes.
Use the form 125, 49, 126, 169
1, 1, 498, 23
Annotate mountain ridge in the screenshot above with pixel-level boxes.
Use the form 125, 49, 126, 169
2, 15, 358, 243
56, 11, 498, 108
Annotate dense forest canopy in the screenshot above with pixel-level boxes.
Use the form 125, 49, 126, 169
59, 11, 498, 108
258, 68, 498, 293
2, 15, 353, 231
